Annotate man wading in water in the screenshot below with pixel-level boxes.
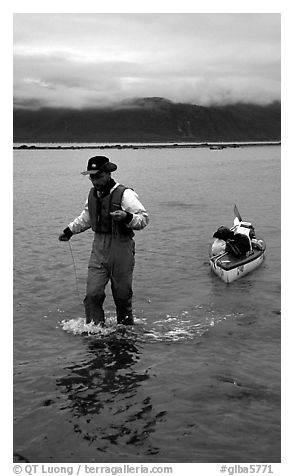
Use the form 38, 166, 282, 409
59, 156, 149, 326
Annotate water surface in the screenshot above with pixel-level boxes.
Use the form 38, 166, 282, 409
13, 145, 280, 463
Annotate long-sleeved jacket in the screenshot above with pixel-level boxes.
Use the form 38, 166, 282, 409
67, 182, 149, 235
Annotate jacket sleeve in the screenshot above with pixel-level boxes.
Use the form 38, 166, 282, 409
121, 189, 149, 230
67, 198, 92, 234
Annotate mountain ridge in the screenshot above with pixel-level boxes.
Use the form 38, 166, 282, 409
13, 97, 281, 143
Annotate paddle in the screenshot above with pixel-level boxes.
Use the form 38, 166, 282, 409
234, 204, 242, 222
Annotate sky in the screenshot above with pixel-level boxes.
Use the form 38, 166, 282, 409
13, 12, 281, 109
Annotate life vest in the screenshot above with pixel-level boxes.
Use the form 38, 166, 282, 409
88, 184, 134, 236
234, 221, 253, 252
226, 234, 251, 258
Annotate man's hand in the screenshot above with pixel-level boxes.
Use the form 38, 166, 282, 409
59, 232, 70, 241
58, 227, 73, 241
110, 210, 127, 222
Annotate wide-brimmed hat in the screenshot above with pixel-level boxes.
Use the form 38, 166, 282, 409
81, 156, 117, 175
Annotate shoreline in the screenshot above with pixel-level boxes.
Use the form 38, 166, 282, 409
13, 141, 281, 150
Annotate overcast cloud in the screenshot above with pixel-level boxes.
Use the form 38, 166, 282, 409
13, 13, 281, 109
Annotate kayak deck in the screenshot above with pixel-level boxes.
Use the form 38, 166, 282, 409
209, 240, 266, 283
212, 246, 265, 271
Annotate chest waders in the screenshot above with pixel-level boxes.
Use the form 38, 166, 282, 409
84, 185, 135, 325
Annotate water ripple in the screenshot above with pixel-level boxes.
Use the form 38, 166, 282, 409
60, 307, 240, 343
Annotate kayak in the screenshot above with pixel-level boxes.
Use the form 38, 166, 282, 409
209, 206, 266, 284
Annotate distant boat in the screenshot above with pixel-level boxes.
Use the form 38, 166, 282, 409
209, 144, 226, 150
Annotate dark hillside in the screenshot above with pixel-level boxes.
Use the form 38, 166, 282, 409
13, 98, 281, 143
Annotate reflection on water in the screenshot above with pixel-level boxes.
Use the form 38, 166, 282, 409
57, 336, 143, 417
56, 333, 164, 456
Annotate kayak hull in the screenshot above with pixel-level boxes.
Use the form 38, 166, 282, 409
209, 240, 266, 283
